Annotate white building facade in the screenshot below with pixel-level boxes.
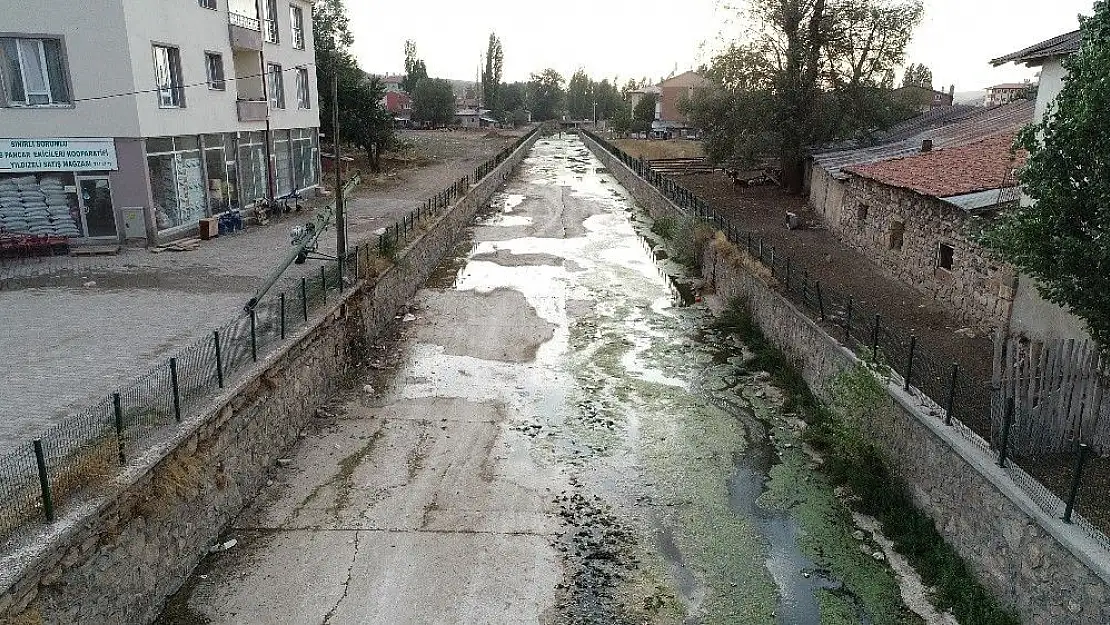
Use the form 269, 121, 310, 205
0, 0, 321, 244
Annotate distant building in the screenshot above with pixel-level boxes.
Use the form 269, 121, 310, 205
655, 71, 711, 138
454, 108, 496, 129
892, 85, 955, 112
626, 86, 660, 113
984, 82, 1033, 107
380, 75, 406, 93
381, 92, 412, 126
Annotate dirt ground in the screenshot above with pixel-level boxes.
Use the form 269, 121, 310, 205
612, 139, 704, 161
680, 170, 1110, 537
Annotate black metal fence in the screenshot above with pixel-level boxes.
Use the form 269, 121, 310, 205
581, 129, 1110, 551
0, 127, 540, 546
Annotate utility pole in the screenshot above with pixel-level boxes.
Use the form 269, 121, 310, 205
333, 73, 346, 262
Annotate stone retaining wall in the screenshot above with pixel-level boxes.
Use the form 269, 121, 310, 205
582, 132, 1110, 625
0, 129, 540, 625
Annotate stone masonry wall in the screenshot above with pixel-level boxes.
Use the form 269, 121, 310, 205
582, 133, 1110, 625
0, 130, 541, 625
833, 176, 1016, 332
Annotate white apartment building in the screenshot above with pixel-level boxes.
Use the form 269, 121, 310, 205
0, 0, 321, 244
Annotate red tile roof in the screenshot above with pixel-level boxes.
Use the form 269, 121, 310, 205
845, 133, 1026, 198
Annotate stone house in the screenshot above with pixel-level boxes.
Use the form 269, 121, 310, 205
892, 84, 955, 112
836, 134, 1025, 331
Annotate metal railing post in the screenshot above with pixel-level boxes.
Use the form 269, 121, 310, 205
945, 363, 959, 425
280, 292, 286, 340
786, 257, 792, 290
33, 439, 54, 523
1063, 443, 1091, 523
250, 309, 257, 362
816, 281, 825, 320
170, 357, 181, 422
113, 392, 125, 465
904, 334, 917, 391
998, 397, 1015, 467
770, 246, 776, 277
214, 330, 224, 388
301, 277, 308, 322
320, 265, 327, 304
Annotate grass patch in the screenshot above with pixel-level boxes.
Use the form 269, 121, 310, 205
650, 216, 677, 240
717, 298, 1020, 625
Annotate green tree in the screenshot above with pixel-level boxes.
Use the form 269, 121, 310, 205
527, 69, 565, 121
594, 78, 623, 121
481, 33, 504, 114
902, 63, 933, 89
985, 1, 1110, 345
401, 40, 428, 93
631, 92, 658, 133
314, 0, 393, 172
685, 0, 923, 191
411, 78, 456, 127
566, 69, 594, 120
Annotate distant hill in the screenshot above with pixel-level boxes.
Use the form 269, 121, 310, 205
954, 90, 987, 106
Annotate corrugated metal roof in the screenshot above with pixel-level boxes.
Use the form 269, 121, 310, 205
992, 30, 1081, 66
942, 188, 1016, 212
811, 100, 1034, 180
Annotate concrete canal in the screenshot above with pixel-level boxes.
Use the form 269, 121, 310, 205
157, 134, 940, 625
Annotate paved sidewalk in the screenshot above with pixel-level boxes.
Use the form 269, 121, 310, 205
0, 130, 520, 454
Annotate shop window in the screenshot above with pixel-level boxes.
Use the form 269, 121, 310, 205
0, 171, 82, 237
202, 134, 238, 214
0, 37, 71, 106
296, 67, 310, 109
889, 220, 905, 250
205, 52, 225, 91
937, 243, 954, 271
291, 128, 318, 191
273, 130, 293, 197
147, 135, 206, 230
198, 0, 217, 9
238, 131, 268, 204
268, 63, 285, 109
290, 5, 306, 49
153, 44, 184, 108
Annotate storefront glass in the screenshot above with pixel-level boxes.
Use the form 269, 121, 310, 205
237, 131, 267, 205
0, 171, 83, 237
290, 128, 319, 192
273, 129, 292, 197
147, 135, 206, 230
201, 133, 241, 215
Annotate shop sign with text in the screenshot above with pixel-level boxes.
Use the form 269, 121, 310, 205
0, 138, 118, 173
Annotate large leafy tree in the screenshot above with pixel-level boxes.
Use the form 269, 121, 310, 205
481, 33, 504, 114
527, 69, 565, 121
684, 0, 923, 191
401, 40, 429, 93
566, 69, 594, 120
314, 0, 393, 171
985, 1, 1110, 345
411, 78, 456, 127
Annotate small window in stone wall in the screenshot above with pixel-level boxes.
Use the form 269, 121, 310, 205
857, 203, 869, 221
889, 220, 905, 250
938, 243, 954, 270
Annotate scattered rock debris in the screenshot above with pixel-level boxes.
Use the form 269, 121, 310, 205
552, 481, 639, 625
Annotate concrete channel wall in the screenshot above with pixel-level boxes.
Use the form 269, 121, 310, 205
581, 132, 1110, 625
0, 130, 541, 625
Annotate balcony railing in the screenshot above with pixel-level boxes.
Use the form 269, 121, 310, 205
237, 99, 268, 122
229, 12, 260, 31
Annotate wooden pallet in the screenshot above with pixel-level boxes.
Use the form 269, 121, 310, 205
70, 244, 121, 257
150, 238, 201, 253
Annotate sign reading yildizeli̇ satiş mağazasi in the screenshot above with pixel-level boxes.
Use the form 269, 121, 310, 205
0, 138, 118, 173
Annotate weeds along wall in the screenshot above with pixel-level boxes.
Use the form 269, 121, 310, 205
0, 130, 541, 625
581, 132, 1110, 625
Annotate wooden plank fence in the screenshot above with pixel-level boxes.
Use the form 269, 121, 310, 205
994, 336, 1110, 457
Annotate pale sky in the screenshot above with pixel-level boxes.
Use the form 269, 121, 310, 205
347, 0, 1094, 93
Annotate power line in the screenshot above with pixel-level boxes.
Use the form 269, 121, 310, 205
70, 62, 318, 104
